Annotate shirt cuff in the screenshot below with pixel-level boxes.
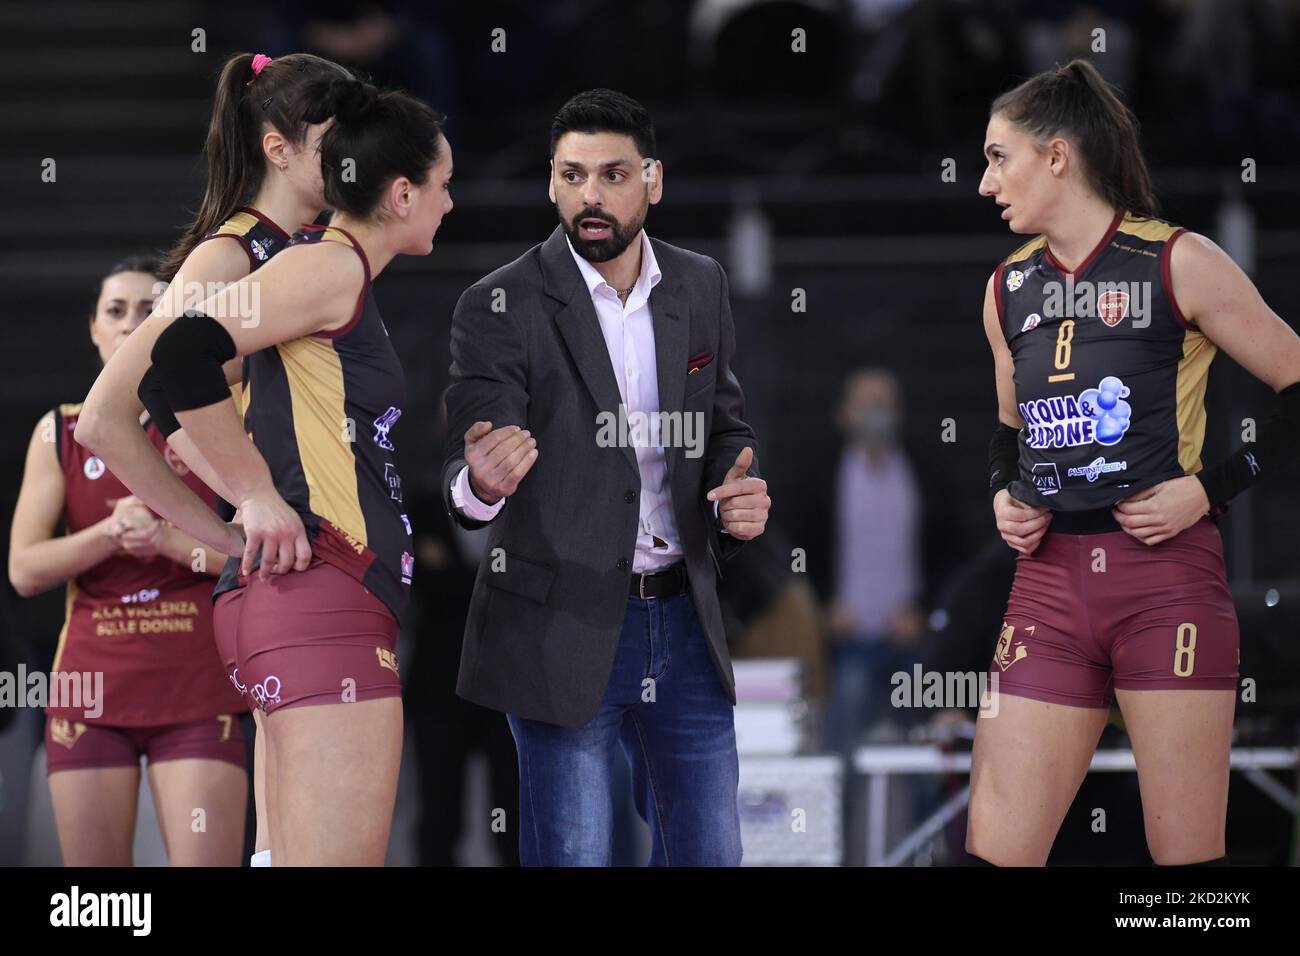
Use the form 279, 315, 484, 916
451, 465, 506, 521
714, 498, 730, 536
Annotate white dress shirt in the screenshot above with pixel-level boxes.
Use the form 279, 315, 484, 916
451, 230, 686, 572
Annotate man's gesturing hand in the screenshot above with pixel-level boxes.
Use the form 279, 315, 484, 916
706, 446, 769, 541
465, 421, 538, 505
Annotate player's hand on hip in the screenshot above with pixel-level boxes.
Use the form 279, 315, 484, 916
1112, 476, 1208, 546
237, 487, 312, 579
464, 421, 537, 504
707, 446, 769, 541
994, 488, 1052, 554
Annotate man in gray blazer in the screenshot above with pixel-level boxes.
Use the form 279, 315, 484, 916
441, 89, 769, 866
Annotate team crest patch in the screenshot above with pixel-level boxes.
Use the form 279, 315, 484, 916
995, 622, 1031, 671
1020, 312, 1041, 333
83, 456, 105, 480
250, 238, 270, 261
1005, 269, 1025, 292
1097, 289, 1129, 327
400, 551, 414, 584
376, 647, 399, 675
50, 718, 87, 749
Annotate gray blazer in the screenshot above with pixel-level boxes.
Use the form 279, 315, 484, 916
441, 225, 761, 728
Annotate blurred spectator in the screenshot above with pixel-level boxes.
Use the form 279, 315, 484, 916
1163, 0, 1299, 156
826, 368, 923, 753
1018, 1, 1139, 91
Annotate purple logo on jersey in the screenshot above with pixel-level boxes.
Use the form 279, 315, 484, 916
1019, 376, 1132, 449
373, 406, 402, 451
250, 238, 271, 262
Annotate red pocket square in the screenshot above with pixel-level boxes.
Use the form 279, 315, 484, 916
687, 351, 714, 374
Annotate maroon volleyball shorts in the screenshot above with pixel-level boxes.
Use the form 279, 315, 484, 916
45, 714, 246, 773
992, 515, 1239, 708
213, 558, 401, 716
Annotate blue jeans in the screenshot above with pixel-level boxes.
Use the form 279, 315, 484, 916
507, 592, 742, 866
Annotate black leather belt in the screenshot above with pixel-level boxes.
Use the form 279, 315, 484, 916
629, 563, 688, 599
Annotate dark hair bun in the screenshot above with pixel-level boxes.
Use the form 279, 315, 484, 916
330, 78, 380, 124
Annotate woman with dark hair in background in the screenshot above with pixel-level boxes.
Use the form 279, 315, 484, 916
8, 258, 246, 866
80, 76, 453, 866
972, 58, 1300, 866
76, 50, 351, 867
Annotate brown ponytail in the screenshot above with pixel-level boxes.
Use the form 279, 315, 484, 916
991, 58, 1158, 220
159, 52, 352, 281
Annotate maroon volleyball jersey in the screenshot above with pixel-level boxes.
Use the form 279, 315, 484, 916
48, 403, 247, 725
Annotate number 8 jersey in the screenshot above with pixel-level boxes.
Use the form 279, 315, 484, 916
995, 211, 1216, 510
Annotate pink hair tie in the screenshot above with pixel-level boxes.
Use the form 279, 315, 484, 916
246, 53, 273, 86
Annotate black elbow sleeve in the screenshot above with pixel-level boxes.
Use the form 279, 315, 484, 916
137, 364, 181, 438
1196, 379, 1300, 509
150, 310, 237, 413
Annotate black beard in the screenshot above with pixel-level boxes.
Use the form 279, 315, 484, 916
561, 206, 644, 263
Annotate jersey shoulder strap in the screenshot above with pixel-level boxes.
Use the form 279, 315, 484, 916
199, 206, 291, 269
993, 235, 1047, 333
1001, 234, 1047, 268
52, 403, 83, 469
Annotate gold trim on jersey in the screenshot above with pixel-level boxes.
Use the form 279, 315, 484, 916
1175, 327, 1217, 474
58, 402, 83, 418
228, 382, 245, 417
276, 336, 368, 550
51, 581, 78, 673
320, 227, 354, 249
1115, 214, 1180, 244
212, 211, 258, 239
1002, 235, 1047, 267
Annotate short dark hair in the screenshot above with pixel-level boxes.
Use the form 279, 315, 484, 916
549, 88, 655, 161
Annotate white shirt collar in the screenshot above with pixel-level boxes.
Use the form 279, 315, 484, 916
565, 229, 662, 302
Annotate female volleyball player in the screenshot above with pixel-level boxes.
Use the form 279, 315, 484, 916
970, 59, 1300, 866
77, 50, 351, 867
80, 76, 452, 866
8, 258, 246, 866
